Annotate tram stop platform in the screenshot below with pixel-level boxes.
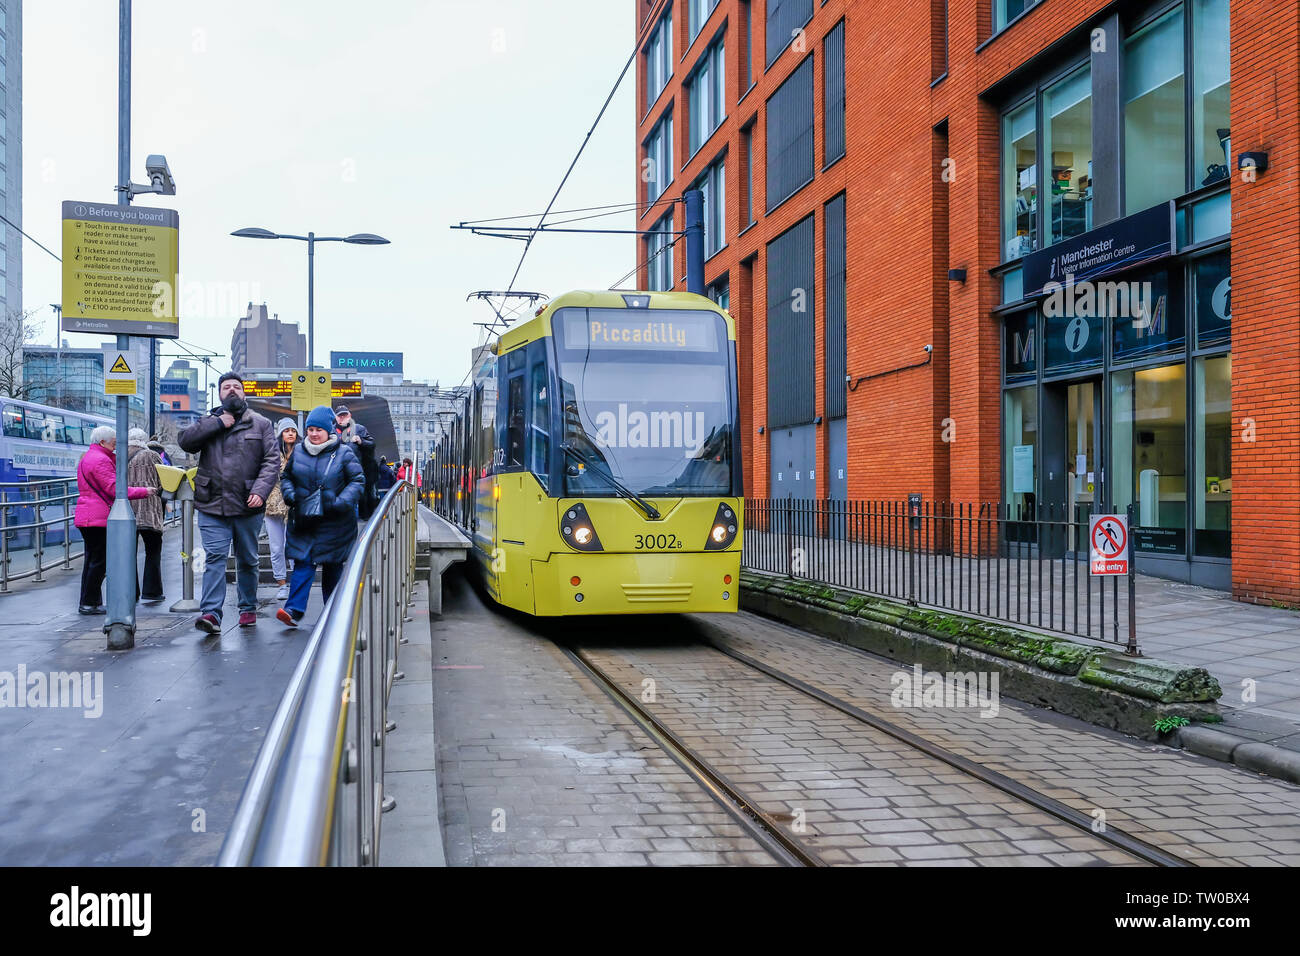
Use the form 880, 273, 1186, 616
0, 504, 471, 866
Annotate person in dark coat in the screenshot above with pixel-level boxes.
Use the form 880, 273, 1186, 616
178, 372, 280, 633
375, 456, 397, 493
334, 404, 377, 519
276, 405, 364, 627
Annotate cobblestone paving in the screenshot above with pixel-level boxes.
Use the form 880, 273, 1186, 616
431, 574, 777, 866
691, 611, 1300, 866
581, 640, 1138, 867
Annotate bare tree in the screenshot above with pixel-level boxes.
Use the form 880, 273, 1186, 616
0, 309, 62, 401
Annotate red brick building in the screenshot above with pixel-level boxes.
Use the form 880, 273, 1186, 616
634, 0, 1298, 602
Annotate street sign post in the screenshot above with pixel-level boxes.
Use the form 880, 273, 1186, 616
61, 200, 180, 337
1089, 512, 1129, 576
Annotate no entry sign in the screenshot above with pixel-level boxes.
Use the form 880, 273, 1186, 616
1090, 513, 1129, 576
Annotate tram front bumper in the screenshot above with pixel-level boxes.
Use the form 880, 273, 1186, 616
531, 550, 741, 616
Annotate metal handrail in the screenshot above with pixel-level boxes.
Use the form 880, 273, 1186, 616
218, 480, 419, 866
0, 477, 83, 590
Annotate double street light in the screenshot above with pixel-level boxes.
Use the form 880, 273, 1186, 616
230, 228, 390, 369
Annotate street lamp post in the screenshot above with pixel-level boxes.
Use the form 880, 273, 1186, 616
230, 228, 390, 370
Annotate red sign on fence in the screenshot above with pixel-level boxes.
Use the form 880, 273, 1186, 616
1090, 514, 1129, 576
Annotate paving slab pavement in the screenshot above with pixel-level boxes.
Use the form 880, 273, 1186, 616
0, 525, 328, 865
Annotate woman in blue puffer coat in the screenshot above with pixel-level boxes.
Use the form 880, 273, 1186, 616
276, 405, 364, 627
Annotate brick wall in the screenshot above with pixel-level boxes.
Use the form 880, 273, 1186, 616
634, 0, 1300, 602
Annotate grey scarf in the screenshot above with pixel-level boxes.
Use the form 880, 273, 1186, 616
303, 435, 339, 457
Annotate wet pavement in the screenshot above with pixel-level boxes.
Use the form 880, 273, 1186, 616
0, 527, 328, 865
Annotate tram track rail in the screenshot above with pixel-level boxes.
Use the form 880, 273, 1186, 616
559, 643, 827, 867
560, 627, 1192, 868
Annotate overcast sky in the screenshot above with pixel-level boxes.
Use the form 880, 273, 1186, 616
23, 0, 638, 391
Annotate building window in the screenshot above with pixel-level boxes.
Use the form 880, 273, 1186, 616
645, 8, 673, 112
1125, 7, 1185, 211
688, 38, 725, 157
688, 0, 719, 43
739, 0, 752, 92
1111, 267, 1184, 361
1192, 0, 1231, 189
766, 215, 816, 428
1003, 100, 1037, 260
1004, 386, 1038, 514
1004, 311, 1037, 381
824, 193, 847, 419
823, 21, 846, 166
766, 0, 813, 68
741, 124, 755, 227
695, 160, 726, 257
646, 212, 675, 291
766, 56, 814, 212
1112, 363, 1188, 554
706, 277, 730, 311
1194, 251, 1230, 348
1044, 64, 1092, 246
994, 0, 1041, 33
1193, 354, 1231, 557
644, 111, 674, 202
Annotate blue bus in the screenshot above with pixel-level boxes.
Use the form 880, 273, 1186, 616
0, 398, 113, 558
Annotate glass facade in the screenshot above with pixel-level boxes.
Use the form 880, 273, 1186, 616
1044, 65, 1092, 246
1125, 8, 1185, 211
688, 38, 725, 156
644, 113, 674, 202
1003, 101, 1036, 260
644, 9, 672, 111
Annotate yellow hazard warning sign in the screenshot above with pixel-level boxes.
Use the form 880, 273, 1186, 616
102, 347, 141, 396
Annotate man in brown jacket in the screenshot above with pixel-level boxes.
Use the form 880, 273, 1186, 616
178, 372, 280, 633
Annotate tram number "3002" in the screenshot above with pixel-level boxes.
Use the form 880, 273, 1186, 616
634, 533, 681, 550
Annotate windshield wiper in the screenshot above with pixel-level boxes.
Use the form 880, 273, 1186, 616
561, 443, 661, 520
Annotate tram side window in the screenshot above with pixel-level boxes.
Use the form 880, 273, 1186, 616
529, 360, 549, 489
506, 374, 526, 470
2, 405, 22, 437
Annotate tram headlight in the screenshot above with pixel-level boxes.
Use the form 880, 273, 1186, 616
560, 502, 604, 552
703, 502, 739, 551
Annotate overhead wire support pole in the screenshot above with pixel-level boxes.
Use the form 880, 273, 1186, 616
106, 0, 138, 651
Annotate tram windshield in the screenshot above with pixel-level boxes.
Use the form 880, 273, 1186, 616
553, 308, 735, 498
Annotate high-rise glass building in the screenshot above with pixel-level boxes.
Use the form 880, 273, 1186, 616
0, 1, 20, 317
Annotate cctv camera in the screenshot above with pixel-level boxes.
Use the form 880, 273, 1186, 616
145, 154, 176, 195
923, 344, 934, 353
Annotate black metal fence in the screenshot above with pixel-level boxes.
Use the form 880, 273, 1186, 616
742, 497, 1138, 652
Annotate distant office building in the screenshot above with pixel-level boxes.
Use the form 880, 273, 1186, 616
163, 358, 200, 395
1, 1, 22, 316
21, 345, 146, 428
230, 304, 306, 371
365, 376, 460, 462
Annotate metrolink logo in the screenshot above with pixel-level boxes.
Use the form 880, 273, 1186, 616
0, 666, 103, 718
890, 664, 1000, 718
592, 404, 708, 457
50, 887, 151, 936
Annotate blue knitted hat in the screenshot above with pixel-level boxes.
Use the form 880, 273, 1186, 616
305, 405, 336, 432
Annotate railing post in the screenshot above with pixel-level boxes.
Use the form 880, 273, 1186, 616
784, 496, 793, 578
907, 493, 921, 606
1125, 502, 1139, 657
33, 486, 45, 583
170, 493, 200, 613
1, 489, 9, 593
63, 480, 73, 569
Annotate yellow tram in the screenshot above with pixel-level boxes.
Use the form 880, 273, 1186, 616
430, 290, 742, 615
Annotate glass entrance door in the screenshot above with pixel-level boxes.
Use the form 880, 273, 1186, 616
1066, 380, 1101, 530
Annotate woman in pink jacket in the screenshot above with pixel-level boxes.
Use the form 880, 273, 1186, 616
75, 426, 156, 615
